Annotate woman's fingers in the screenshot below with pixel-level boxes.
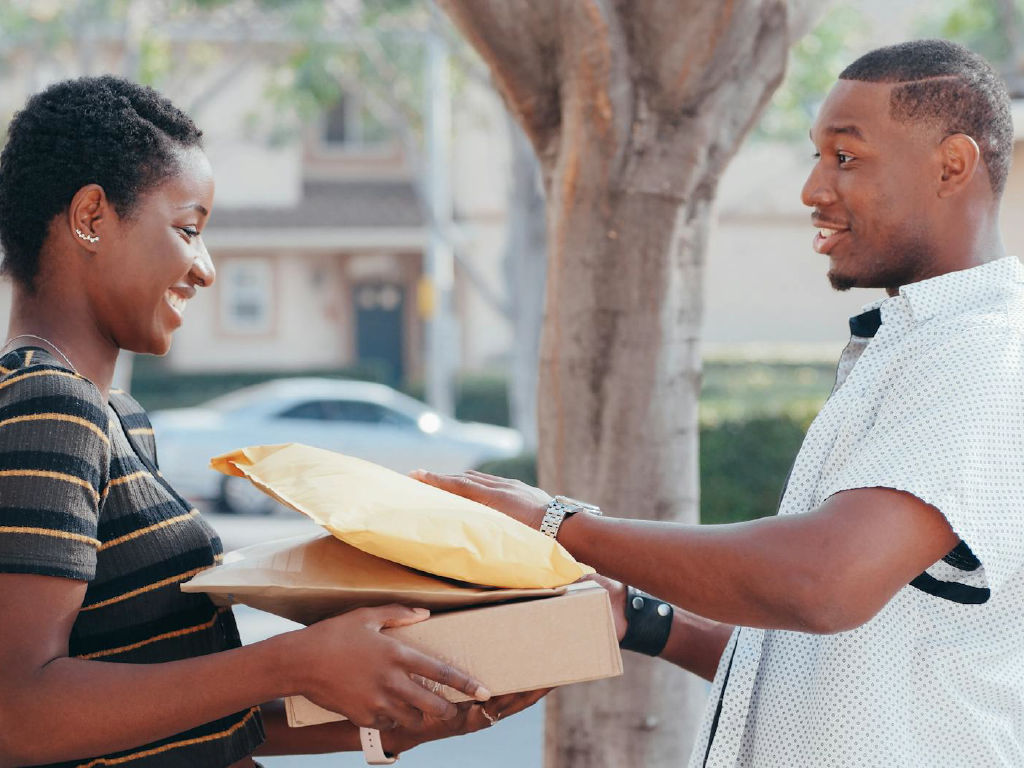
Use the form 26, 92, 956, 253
378, 696, 426, 730
401, 647, 491, 703
391, 675, 459, 721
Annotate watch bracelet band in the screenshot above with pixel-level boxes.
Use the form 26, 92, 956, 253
539, 501, 571, 539
360, 727, 397, 765
540, 497, 603, 540
620, 586, 673, 657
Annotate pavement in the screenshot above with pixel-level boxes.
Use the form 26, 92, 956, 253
203, 508, 545, 767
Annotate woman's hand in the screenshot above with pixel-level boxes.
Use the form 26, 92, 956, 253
289, 604, 489, 731
383, 688, 552, 756
410, 469, 552, 531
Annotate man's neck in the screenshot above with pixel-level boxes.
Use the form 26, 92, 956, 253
884, 225, 1006, 297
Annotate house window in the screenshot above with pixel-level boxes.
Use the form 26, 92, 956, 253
322, 94, 390, 149
221, 258, 273, 334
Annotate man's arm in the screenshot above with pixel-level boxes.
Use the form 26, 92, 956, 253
592, 574, 733, 682
412, 473, 959, 635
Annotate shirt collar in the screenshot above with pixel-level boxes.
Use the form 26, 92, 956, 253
897, 256, 1024, 324
846, 257, 1024, 338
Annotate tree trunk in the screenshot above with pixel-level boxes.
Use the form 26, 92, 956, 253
504, 111, 547, 451
437, 1, 828, 765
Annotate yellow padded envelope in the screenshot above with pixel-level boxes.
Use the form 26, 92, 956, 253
210, 443, 594, 589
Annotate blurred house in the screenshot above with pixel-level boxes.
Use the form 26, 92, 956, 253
0, 23, 512, 387
3, 18, 1024, 378
169, 66, 511, 385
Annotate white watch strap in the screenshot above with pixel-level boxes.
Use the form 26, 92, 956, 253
360, 727, 397, 765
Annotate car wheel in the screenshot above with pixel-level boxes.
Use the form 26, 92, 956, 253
219, 475, 278, 516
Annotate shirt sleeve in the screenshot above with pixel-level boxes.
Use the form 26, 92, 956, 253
820, 325, 1024, 595
0, 367, 111, 580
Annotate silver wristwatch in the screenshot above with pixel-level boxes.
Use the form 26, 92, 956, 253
539, 495, 602, 540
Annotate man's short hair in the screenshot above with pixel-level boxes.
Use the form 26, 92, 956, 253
839, 39, 1013, 196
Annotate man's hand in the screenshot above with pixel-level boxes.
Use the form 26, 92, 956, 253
383, 688, 552, 756
410, 469, 551, 531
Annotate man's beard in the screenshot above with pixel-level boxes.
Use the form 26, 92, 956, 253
827, 235, 933, 293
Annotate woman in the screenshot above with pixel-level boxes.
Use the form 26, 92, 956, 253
0, 75, 543, 768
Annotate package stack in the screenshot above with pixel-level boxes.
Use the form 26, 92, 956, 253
182, 443, 622, 727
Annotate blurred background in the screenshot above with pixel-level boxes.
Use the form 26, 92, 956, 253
3, 0, 1024, 765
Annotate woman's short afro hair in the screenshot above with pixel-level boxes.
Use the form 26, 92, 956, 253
839, 39, 1013, 196
0, 75, 203, 289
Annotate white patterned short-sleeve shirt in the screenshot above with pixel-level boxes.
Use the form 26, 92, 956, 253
691, 257, 1024, 768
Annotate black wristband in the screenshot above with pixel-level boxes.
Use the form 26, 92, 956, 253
619, 586, 673, 657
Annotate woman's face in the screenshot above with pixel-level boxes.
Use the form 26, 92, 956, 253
88, 146, 215, 356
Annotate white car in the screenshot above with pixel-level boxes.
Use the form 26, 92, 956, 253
148, 377, 524, 514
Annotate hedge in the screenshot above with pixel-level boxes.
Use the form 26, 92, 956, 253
477, 414, 811, 525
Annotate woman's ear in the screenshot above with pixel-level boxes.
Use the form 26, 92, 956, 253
66, 184, 109, 251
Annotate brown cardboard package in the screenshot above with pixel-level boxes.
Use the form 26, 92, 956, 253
285, 582, 623, 727
181, 532, 565, 623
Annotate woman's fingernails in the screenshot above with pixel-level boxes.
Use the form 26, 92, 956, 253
474, 685, 492, 701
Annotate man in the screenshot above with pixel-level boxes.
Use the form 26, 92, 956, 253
413, 39, 1024, 767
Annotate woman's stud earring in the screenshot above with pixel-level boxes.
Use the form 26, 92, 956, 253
75, 228, 99, 244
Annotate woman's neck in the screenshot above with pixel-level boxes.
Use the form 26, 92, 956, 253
6, 286, 119, 401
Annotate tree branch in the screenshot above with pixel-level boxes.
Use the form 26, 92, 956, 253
436, 0, 562, 157
612, 0, 830, 118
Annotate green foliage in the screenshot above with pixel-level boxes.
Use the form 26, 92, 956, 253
475, 453, 539, 488
0, 0, 433, 149
699, 361, 834, 424
399, 375, 510, 426
756, 3, 873, 141
129, 355, 389, 412
470, 414, 811, 525
912, 0, 1022, 67
464, 362, 834, 526
452, 375, 511, 426
697, 415, 810, 524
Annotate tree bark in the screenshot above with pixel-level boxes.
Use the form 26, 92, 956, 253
438, 1, 828, 765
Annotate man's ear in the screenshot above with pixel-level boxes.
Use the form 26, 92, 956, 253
66, 184, 109, 252
936, 133, 982, 199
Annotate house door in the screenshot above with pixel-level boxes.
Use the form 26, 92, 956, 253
354, 282, 405, 385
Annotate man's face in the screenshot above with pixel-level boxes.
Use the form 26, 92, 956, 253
802, 80, 942, 293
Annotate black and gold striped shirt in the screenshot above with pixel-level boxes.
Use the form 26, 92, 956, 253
0, 347, 265, 767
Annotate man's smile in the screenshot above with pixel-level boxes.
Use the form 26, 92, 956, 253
812, 220, 850, 255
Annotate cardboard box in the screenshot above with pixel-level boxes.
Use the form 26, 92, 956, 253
285, 582, 623, 727
182, 532, 565, 624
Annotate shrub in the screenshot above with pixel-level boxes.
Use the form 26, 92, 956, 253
475, 453, 539, 487
403, 375, 511, 426
130, 356, 388, 412
471, 414, 811, 525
